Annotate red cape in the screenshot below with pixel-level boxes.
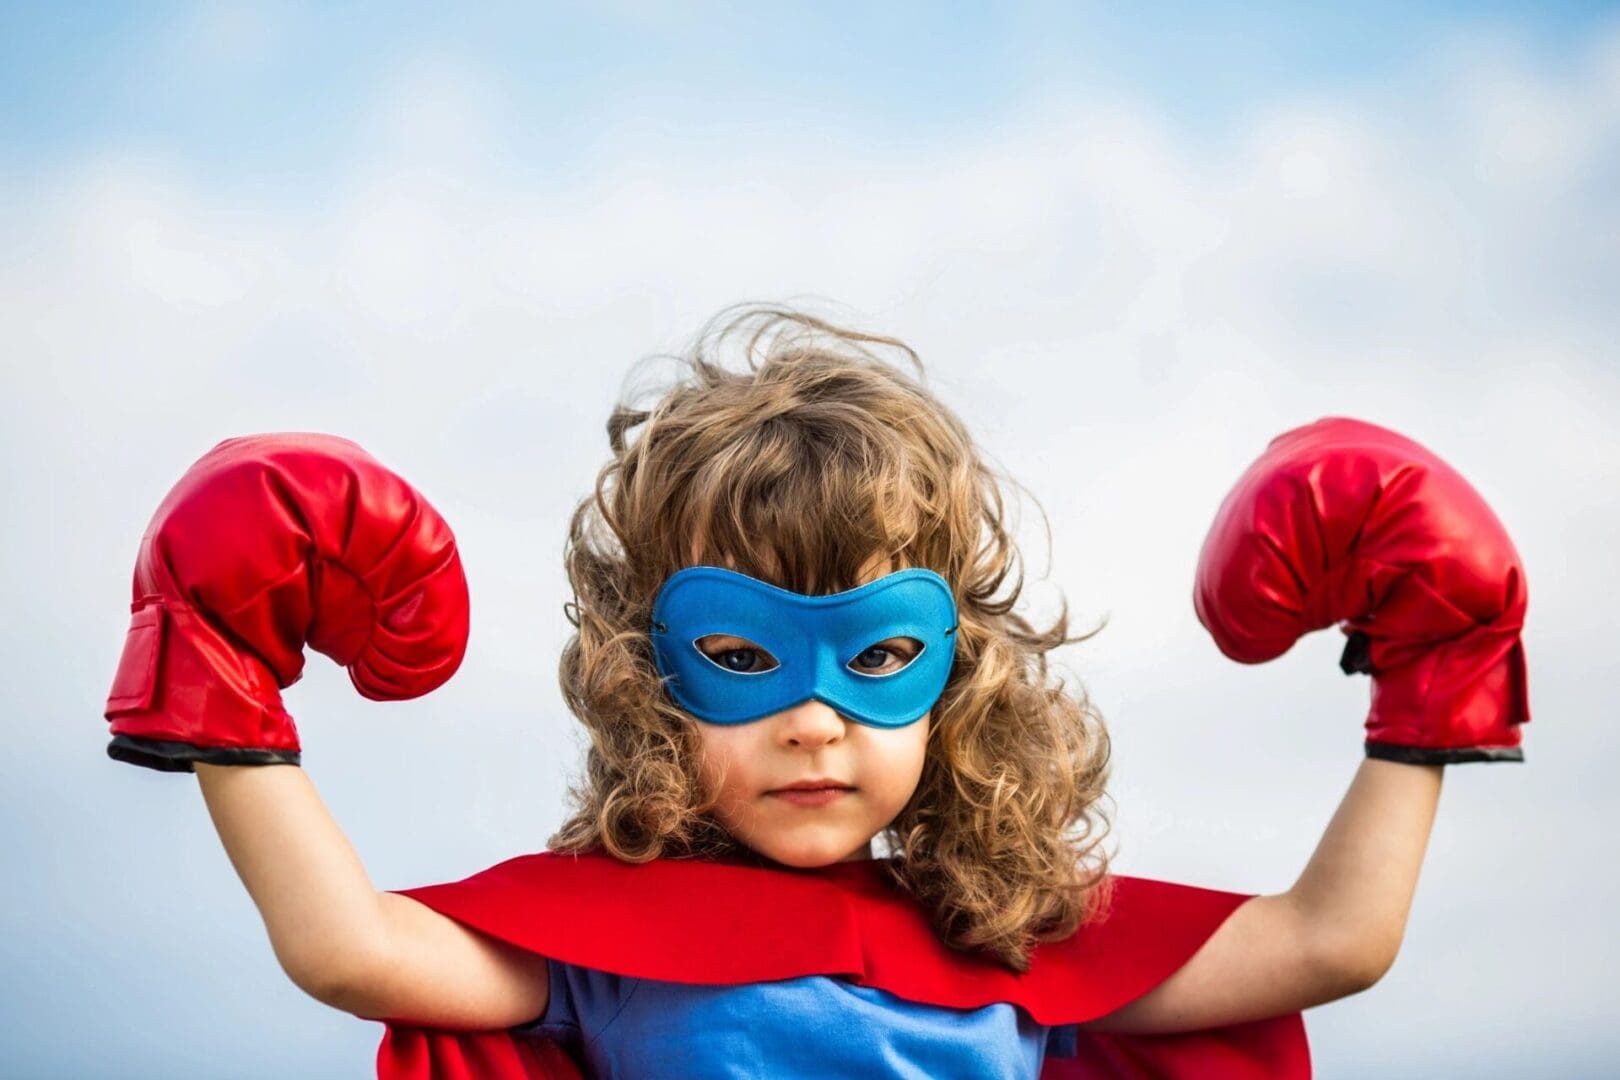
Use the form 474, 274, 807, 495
372, 850, 1310, 1078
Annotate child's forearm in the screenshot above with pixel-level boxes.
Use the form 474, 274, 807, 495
194, 762, 386, 1004
1286, 758, 1444, 986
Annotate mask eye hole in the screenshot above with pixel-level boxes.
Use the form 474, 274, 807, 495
847, 637, 924, 678
694, 635, 780, 675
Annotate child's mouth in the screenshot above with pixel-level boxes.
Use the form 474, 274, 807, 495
769, 787, 854, 807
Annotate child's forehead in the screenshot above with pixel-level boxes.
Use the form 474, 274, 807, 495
684, 536, 906, 593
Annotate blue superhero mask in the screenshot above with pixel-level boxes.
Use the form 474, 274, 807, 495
650, 565, 958, 728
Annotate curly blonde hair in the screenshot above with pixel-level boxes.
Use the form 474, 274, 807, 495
547, 303, 1115, 971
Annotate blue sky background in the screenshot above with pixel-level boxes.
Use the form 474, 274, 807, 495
3, 3, 1617, 1076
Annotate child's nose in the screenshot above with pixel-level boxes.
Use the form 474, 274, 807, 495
777, 698, 848, 747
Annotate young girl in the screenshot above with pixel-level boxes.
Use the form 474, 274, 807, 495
103, 306, 1529, 1078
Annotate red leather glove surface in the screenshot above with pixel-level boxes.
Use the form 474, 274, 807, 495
1193, 417, 1529, 764
103, 433, 470, 771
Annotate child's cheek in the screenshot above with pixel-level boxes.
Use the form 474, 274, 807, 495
693, 723, 754, 805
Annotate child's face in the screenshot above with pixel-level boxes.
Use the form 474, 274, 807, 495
685, 546, 932, 867
693, 695, 930, 868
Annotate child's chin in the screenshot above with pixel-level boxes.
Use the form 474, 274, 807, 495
750, 837, 861, 870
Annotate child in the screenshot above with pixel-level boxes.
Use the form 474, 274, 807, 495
104, 305, 1529, 1078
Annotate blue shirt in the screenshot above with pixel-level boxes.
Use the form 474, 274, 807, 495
515, 958, 1075, 1078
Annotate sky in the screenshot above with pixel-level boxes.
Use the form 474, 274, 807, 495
3, 2, 1618, 1076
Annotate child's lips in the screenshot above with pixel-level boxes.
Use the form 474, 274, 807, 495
769, 787, 854, 807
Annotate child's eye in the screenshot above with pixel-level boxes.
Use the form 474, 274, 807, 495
848, 637, 922, 676
695, 635, 780, 674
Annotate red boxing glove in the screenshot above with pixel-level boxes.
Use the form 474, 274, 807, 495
1193, 417, 1530, 764
103, 433, 470, 772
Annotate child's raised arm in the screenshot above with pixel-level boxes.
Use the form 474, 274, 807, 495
1084, 417, 1528, 1033
1082, 758, 1441, 1032
103, 434, 548, 1030
195, 761, 549, 1027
